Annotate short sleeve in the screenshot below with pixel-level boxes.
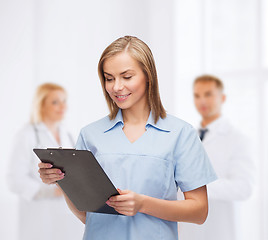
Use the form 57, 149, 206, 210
75, 130, 87, 150
174, 125, 217, 192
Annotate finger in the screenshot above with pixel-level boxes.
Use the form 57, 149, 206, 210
41, 172, 64, 179
109, 195, 128, 202
109, 191, 131, 202
118, 189, 130, 194
38, 162, 53, 169
39, 168, 63, 175
42, 178, 61, 184
115, 209, 134, 216
107, 200, 128, 208
117, 188, 122, 194
113, 206, 132, 212
39, 169, 65, 183
41, 174, 65, 184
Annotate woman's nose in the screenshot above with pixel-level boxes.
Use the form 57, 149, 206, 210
60, 101, 67, 110
113, 79, 124, 92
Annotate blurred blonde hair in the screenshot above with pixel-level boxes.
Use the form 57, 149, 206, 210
30, 83, 66, 124
98, 35, 166, 124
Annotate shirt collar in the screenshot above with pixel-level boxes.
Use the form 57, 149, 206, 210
104, 110, 170, 133
145, 111, 170, 132
199, 116, 228, 134
104, 109, 124, 133
34, 122, 50, 132
34, 122, 63, 132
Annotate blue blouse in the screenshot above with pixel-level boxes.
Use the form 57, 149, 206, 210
76, 110, 217, 240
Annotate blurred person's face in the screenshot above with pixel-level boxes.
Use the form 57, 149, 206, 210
42, 90, 67, 122
193, 81, 225, 120
103, 52, 148, 112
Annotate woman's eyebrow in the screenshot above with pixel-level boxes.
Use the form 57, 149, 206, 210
104, 69, 134, 76
103, 72, 113, 76
120, 69, 134, 75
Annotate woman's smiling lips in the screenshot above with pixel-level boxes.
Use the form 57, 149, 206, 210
115, 93, 131, 101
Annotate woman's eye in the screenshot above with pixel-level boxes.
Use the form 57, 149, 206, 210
123, 76, 132, 80
52, 100, 59, 105
105, 78, 113, 82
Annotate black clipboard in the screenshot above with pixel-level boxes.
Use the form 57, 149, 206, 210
33, 148, 120, 215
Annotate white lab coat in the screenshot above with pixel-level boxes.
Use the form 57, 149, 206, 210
178, 117, 255, 240
7, 122, 84, 240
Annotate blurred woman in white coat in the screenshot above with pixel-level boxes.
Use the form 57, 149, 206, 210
7, 83, 83, 240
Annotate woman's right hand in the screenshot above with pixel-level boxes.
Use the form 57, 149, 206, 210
38, 162, 65, 184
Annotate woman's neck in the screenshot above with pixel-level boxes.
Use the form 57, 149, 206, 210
42, 119, 61, 145
122, 105, 150, 125
42, 119, 60, 134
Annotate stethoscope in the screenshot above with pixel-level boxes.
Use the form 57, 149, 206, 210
33, 124, 75, 147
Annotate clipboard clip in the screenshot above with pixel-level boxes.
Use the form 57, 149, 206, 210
46, 147, 76, 150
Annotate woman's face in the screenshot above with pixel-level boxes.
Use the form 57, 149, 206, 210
103, 52, 148, 112
42, 90, 67, 122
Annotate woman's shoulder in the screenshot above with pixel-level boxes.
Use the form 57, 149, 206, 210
11, 123, 36, 147
16, 123, 36, 136
161, 113, 194, 131
80, 115, 111, 134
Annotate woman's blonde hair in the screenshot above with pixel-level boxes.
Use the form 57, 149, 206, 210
98, 36, 166, 123
30, 83, 66, 124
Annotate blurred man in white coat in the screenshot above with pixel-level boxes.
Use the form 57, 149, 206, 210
178, 75, 255, 240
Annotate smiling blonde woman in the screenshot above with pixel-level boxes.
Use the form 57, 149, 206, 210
7, 83, 83, 240
38, 37, 217, 240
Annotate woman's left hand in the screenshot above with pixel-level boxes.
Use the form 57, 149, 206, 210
107, 189, 144, 216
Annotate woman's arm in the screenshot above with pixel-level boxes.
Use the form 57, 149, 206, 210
60, 185, 86, 224
107, 186, 208, 224
38, 162, 86, 224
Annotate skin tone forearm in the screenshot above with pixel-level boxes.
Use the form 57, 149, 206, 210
38, 163, 86, 224
57, 184, 86, 224
140, 190, 207, 224
108, 186, 208, 224
39, 163, 208, 224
